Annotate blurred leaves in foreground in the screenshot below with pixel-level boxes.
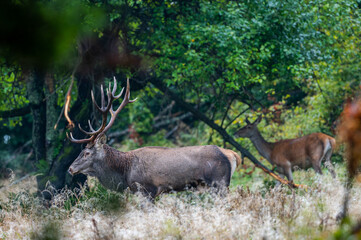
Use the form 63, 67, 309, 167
338, 97, 361, 179
0, 0, 105, 68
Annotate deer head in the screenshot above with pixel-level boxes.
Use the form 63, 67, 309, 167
233, 115, 262, 138
68, 134, 107, 176
66, 77, 136, 176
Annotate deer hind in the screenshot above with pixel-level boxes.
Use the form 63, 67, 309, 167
65, 77, 241, 198
234, 116, 336, 182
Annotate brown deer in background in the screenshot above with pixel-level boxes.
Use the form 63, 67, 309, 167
234, 116, 336, 182
66, 78, 241, 198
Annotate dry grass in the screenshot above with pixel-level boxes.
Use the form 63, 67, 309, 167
0, 168, 360, 240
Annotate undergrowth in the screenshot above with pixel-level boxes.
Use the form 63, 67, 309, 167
0, 166, 360, 239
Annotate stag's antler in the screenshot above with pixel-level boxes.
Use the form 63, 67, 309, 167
66, 77, 136, 144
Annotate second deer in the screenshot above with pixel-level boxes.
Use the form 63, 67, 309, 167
234, 116, 336, 182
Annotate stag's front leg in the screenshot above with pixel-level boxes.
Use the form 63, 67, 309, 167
130, 182, 158, 200
140, 184, 159, 200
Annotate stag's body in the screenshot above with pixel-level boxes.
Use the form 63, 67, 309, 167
70, 142, 240, 197
234, 116, 336, 182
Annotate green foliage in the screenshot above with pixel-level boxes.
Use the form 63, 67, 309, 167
230, 169, 259, 189
118, 129, 176, 151
141, 0, 341, 102
129, 92, 154, 133
108, 0, 361, 164
30, 221, 61, 240
63, 179, 127, 214
35, 160, 57, 187
0, 66, 28, 125
35, 160, 50, 177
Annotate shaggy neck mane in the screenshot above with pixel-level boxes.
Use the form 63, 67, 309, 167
103, 145, 133, 173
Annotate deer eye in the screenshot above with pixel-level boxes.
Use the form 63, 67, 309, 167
84, 152, 90, 157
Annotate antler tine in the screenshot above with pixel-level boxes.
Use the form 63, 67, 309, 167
91, 90, 102, 112
95, 79, 117, 115
77, 114, 107, 137
245, 117, 251, 124
129, 95, 137, 103
77, 85, 111, 137
102, 78, 137, 134
100, 84, 105, 109
115, 87, 125, 99
104, 86, 112, 111
127, 78, 137, 100
66, 131, 94, 144
81, 80, 118, 138
111, 78, 137, 113
91, 85, 113, 114
113, 77, 124, 99
88, 120, 95, 131
107, 81, 112, 102
112, 77, 117, 95
78, 123, 97, 135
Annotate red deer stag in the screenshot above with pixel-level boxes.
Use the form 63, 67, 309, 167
234, 116, 336, 182
67, 78, 241, 198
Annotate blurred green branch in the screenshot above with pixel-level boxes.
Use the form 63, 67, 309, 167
0, 105, 31, 118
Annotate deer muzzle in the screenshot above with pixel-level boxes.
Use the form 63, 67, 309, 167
68, 167, 76, 176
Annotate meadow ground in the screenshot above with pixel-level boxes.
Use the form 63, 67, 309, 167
0, 165, 360, 240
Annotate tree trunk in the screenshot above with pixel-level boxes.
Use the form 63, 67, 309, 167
41, 73, 61, 199
26, 69, 47, 192
45, 73, 58, 165
24, 70, 92, 198
47, 75, 93, 192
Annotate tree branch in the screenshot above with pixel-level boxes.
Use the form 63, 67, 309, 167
150, 78, 303, 189
220, 95, 236, 128
0, 105, 31, 118
108, 112, 193, 139
242, 86, 265, 109
224, 107, 250, 130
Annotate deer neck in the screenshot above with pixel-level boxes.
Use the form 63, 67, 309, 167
95, 145, 133, 191
249, 130, 274, 164
103, 145, 133, 173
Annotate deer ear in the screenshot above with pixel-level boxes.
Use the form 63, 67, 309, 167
245, 117, 251, 124
254, 115, 262, 125
95, 134, 107, 147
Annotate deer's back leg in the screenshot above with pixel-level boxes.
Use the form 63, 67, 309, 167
274, 173, 286, 187
281, 161, 293, 182
310, 147, 324, 175
311, 156, 323, 175
312, 162, 323, 175
324, 149, 336, 178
